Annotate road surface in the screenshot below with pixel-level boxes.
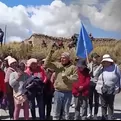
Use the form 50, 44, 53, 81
0, 93, 121, 120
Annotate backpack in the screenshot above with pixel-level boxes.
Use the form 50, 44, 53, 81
23, 76, 45, 96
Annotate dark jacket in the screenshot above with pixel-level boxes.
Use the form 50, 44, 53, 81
0, 30, 4, 41
44, 68, 55, 95
23, 76, 45, 96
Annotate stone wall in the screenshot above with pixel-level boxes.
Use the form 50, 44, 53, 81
24, 33, 118, 46
24, 34, 70, 46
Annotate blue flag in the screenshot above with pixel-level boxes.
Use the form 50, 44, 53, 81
76, 23, 93, 59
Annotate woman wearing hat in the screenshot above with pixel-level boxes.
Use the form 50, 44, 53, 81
95, 54, 121, 120
72, 59, 90, 120
5, 58, 18, 120
25, 58, 47, 120
9, 62, 29, 120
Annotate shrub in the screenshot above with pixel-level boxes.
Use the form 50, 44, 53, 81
0, 40, 121, 66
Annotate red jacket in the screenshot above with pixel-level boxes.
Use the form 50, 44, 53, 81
0, 69, 6, 93
25, 66, 47, 83
72, 68, 90, 97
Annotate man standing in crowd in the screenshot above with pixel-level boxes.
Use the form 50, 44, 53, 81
0, 28, 4, 47
88, 53, 101, 120
44, 48, 78, 120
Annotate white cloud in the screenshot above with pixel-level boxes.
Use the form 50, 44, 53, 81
27, 1, 81, 37
79, 0, 121, 32
72, 0, 99, 5
0, 2, 33, 42
8, 36, 23, 42
0, 0, 121, 42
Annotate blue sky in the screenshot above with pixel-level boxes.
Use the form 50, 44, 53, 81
86, 23, 121, 39
0, 0, 121, 40
0, 0, 54, 6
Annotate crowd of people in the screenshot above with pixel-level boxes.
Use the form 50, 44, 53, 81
0, 46, 121, 120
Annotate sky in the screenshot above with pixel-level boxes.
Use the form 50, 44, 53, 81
0, 0, 121, 42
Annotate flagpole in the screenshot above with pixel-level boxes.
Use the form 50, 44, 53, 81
84, 40, 90, 64
83, 25, 90, 65
4, 25, 7, 45
82, 22, 91, 64
85, 48, 90, 64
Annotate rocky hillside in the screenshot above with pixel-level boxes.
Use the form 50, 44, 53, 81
24, 33, 119, 46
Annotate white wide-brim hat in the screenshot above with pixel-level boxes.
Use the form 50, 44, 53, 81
101, 54, 114, 63
8, 58, 17, 66
5, 56, 12, 60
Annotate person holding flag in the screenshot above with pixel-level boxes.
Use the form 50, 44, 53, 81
72, 59, 90, 120
74, 22, 93, 120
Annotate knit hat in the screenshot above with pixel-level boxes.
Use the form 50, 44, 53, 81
8, 58, 17, 66
61, 52, 70, 59
27, 58, 37, 67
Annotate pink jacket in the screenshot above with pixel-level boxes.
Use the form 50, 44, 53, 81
25, 66, 47, 83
